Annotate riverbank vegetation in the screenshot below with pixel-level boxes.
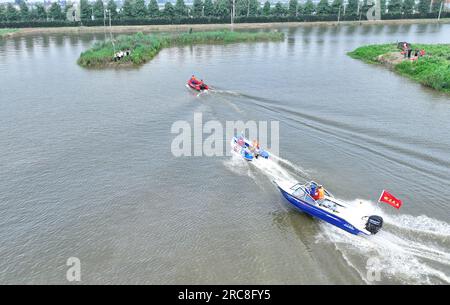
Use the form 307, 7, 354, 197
0, 0, 449, 28
348, 43, 450, 93
0, 28, 17, 38
78, 30, 284, 68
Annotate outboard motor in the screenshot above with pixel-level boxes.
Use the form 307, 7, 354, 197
365, 215, 383, 235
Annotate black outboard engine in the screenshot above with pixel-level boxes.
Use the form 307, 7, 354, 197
365, 215, 383, 235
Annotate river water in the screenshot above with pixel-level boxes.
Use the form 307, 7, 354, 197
0, 23, 449, 284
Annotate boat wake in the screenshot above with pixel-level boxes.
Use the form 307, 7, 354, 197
224, 149, 309, 187
224, 152, 450, 284
317, 205, 450, 284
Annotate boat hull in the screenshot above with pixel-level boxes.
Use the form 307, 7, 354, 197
187, 81, 209, 92
278, 186, 366, 236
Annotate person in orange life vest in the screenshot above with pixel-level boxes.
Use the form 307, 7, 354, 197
250, 140, 259, 158
311, 185, 321, 200
317, 185, 325, 200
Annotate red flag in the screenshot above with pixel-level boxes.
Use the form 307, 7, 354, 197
378, 190, 403, 209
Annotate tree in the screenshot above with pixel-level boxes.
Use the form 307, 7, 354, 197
402, 0, 415, 14
0, 5, 6, 22
213, 0, 230, 17
148, 0, 160, 17
346, 0, 359, 15
387, 0, 402, 14
416, 0, 430, 14
34, 3, 47, 20
431, 0, 444, 13
272, 2, 286, 16
236, 0, 244, 16
133, 0, 147, 17
330, 0, 343, 14
204, 0, 214, 16
163, 2, 175, 18
48, 2, 64, 20
262, 1, 271, 15
236, 0, 248, 16
175, 0, 187, 16
379, 0, 387, 14
122, 0, 135, 18
193, 0, 204, 17
316, 0, 331, 15
92, 0, 104, 19
107, 0, 118, 19
288, 0, 298, 16
303, 0, 316, 14
6, 3, 19, 21
19, 0, 29, 21
248, 0, 259, 16
80, 0, 92, 20
235, 0, 258, 17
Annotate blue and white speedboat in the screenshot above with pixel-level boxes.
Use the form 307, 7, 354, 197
275, 180, 383, 236
231, 135, 269, 161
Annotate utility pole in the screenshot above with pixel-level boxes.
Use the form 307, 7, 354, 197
438, 0, 444, 21
338, 5, 341, 24
108, 9, 116, 55
103, 3, 107, 41
359, 3, 363, 23
231, 0, 235, 25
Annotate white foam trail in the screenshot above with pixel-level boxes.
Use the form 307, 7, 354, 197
316, 199, 450, 284
383, 213, 450, 237
225, 101, 243, 113
223, 153, 259, 183
270, 154, 310, 179
250, 155, 297, 184
210, 89, 242, 96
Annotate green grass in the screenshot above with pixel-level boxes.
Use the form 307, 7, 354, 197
78, 30, 285, 68
348, 43, 399, 64
348, 43, 450, 94
0, 29, 18, 38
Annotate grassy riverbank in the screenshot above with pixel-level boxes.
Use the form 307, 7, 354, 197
348, 43, 450, 94
78, 30, 284, 68
0, 29, 18, 38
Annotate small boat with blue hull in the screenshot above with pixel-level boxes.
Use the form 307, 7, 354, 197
275, 180, 383, 236
231, 136, 269, 161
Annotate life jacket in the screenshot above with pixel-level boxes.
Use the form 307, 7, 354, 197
318, 188, 325, 200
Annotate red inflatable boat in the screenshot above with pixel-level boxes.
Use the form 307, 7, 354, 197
187, 77, 209, 91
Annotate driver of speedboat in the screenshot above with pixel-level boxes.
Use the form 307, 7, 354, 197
309, 182, 318, 199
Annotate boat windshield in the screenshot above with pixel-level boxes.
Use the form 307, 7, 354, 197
290, 183, 303, 191
292, 186, 306, 198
